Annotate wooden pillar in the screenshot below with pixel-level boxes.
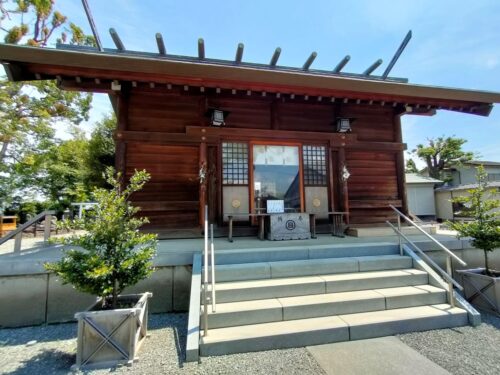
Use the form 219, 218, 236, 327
338, 147, 350, 224
328, 145, 337, 212
199, 142, 207, 227
115, 88, 129, 186
394, 114, 409, 215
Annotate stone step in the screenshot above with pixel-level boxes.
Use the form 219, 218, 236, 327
215, 255, 413, 282
200, 304, 467, 356
213, 269, 428, 303
204, 285, 446, 329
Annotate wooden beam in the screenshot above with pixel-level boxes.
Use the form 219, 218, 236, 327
58, 78, 112, 93
382, 30, 412, 79
235, 43, 244, 64
109, 28, 125, 51
115, 86, 129, 187
199, 142, 207, 227
20, 63, 487, 114
338, 147, 349, 223
333, 55, 350, 73
393, 114, 408, 215
303, 52, 317, 70
364, 59, 383, 75
269, 47, 281, 67
156, 33, 166, 55
198, 38, 205, 59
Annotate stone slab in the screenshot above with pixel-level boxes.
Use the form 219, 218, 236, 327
185, 254, 201, 362
280, 290, 385, 320
339, 304, 468, 340
270, 257, 358, 278
322, 269, 428, 293
206, 298, 283, 328
308, 243, 399, 259
215, 275, 325, 303
0, 274, 47, 327
215, 262, 271, 282
355, 255, 412, 272
200, 315, 349, 356
307, 336, 450, 375
216, 247, 309, 265
267, 213, 311, 241
173, 265, 191, 311
46, 274, 96, 323
374, 285, 446, 309
124, 267, 173, 313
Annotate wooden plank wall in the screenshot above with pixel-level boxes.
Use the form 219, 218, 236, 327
126, 91, 201, 228
124, 90, 402, 228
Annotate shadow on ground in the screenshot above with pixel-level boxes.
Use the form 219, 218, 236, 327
5, 348, 75, 375
0, 323, 76, 346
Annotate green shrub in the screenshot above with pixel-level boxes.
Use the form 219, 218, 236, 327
448, 165, 500, 276
45, 168, 157, 309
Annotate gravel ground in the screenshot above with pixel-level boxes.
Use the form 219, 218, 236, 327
0, 313, 325, 375
2, 311, 499, 375
399, 311, 500, 375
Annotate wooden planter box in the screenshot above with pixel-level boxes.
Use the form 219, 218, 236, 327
457, 268, 500, 313
72, 292, 152, 371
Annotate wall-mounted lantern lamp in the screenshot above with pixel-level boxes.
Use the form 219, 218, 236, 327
207, 108, 230, 126
336, 118, 353, 133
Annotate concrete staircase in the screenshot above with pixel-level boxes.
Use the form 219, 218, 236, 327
198, 246, 469, 357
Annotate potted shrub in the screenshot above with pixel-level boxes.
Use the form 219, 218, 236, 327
449, 165, 500, 313
45, 168, 157, 370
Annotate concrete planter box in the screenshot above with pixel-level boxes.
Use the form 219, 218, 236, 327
457, 268, 500, 313
73, 292, 152, 371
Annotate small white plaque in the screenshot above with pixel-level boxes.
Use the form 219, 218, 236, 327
267, 200, 284, 213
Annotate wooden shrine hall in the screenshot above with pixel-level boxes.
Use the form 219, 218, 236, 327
2, 30, 500, 239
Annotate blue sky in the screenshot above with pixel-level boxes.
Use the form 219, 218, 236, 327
50, 1, 500, 165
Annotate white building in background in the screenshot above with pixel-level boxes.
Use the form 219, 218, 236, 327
405, 174, 442, 219
431, 161, 500, 221
435, 181, 500, 221
444, 160, 500, 185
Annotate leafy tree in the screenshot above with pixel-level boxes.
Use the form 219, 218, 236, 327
0, 0, 94, 211
405, 158, 419, 173
45, 169, 157, 309
13, 114, 115, 212
413, 136, 474, 180
86, 114, 116, 189
448, 166, 500, 276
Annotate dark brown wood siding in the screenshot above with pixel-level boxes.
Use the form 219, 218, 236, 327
127, 142, 199, 229
346, 151, 399, 224
128, 91, 201, 133
122, 89, 404, 229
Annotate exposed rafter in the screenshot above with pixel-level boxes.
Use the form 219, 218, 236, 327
109, 28, 125, 51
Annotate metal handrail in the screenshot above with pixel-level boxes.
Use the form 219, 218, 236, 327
386, 221, 463, 291
0, 210, 56, 252
202, 205, 217, 336
387, 205, 468, 307
202, 205, 208, 337
210, 223, 216, 313
389, 205, 466, 266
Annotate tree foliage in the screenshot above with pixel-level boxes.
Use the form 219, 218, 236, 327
45, 169, 157, 309
448, 166, 500, 276
405, 158, 419, 173
413, 136, 474, 180
9, 114, 116, 215
0, 0, 95, 212
86, 114, 116, 189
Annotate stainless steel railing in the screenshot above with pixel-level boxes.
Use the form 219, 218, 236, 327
202, 205, 216, 336
387, 205, 467, 307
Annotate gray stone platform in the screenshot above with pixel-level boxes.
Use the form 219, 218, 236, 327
307, 336, 450, 375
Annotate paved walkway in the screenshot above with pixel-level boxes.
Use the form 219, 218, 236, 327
307, 336, 450, 375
